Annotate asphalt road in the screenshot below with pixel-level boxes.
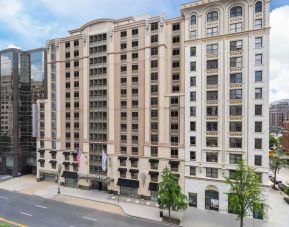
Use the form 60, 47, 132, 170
0, 189, 169, 227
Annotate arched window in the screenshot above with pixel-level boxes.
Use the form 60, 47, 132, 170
255, 1, 263, 13
207, 11, 219, 22
191, 15, 197, 25
230, 6, 243, 18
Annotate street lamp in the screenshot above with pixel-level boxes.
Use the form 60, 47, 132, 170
57, 163, 62, 194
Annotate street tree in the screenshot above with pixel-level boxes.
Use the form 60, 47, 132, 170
158, 167, 188, 221
270, 151, 287, 189
225, 161, 268, 227
269, 133, 278, 149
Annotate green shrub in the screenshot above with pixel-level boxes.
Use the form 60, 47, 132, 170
285, 187, 289, 196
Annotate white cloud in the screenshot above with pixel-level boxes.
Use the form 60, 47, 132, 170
270, 5, 289, 102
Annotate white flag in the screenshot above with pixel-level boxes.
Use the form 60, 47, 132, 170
102, 150, 107, 171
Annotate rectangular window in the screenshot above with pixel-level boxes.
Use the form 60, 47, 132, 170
151, 35, 158, 43
229, 138, 242, 148
132, 52, 138, 59
190, 30, 197, 39
190, 167, 196, 176
207, 60, 218, 70
255, 105, 262, 116
230, 89, 242, 100
151, 60, 158, 68
207, 106, 218, 116
230, 106, 242, 116
255, 88, 263, 99
190, 106, 196, 117
207, 91, 218, 101
206, 44, 218, 55
206, 122, 218, 131
230, 57, 242, 68
255, 71, 263, 82
121, 31, 127, 37
132, 29, 138, 35
255, 37, 263, 48
190, 47, 196, 56
255, 155, 262, 166
230, 73, 242, 84
190, 137, 196, 146
230, 122, 242, 132
172, 36, 180, 43
207, 75, 218, 85
255, 54, 263, 65
206, 137, 218, 147
190, 151, 196, 161
190, 77, 196, 86
207, 27, 218, 37
206, 153, 218, 163
190, 122, 196, 131
255, 19, 262, 29
173, 48, 180, 56
120, 43, 127, 49
255, 138, 262, 149
206, 168, 218, 178
229, 154, 242, 164
190, 62, 196, 71
230, 40, 243, 51
151, 22, 158, 31
255, 122, 262, 132
230, 23, 243, 32
189, 193, 197, 207
132, 41, 138, 47
172, 23, 180, 31
171, 148, 179, 158
190, 92, 196, 101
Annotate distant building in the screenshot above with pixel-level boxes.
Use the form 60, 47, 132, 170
282, 121, 289, 152
0, 48, 46, 176
270, 99, 289, 134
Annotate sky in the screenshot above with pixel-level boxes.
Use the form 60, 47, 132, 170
0, 0, 288, 102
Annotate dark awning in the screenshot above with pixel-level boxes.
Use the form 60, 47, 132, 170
63, 151, 71, 155
118, 168, 127, 172
117, 178, 139, 188
49, 150, 57, 154
62, 171, 78, 179
149, 171, 159, 176
149, 182, 159, 191
49, 160, 57, 164
118, 156, 127, 160
38, 159, 45, 162
38, 150, 45, 153
169, 160, 180, 165
63, 161, 70, 165
149, 159, 159, 163
129, 157, 139, 161
71, 152, 77, 156
71, 162, 78, 166
129, 169, 139, 173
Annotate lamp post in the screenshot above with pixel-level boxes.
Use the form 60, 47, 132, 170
57, 163, 62, 194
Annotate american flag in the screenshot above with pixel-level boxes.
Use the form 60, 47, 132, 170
76, 147, 81, 167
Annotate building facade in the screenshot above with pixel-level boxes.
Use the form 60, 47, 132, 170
270, 99, 289, 134
182, 0, 270, 213
0, 48, 46, 176
282, 121, 289, 152
37, 16, 185, 199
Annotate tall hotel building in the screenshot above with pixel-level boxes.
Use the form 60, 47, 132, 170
37, 0, 270, 211
37, 16, 185, 199
182, 0, 270, 212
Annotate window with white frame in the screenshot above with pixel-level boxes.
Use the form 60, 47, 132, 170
255, 19, 262, 29
255, 71, 263, 82
255, 88, 262, 99
230, 23, 242, 33
190, 62, 196, 71
230, 40, 243, 51
190, 30, 197, 39
206, 44, 218, 55
230, 57, 242, 68
255, 54, 263, 65
207, 27, 218, 37
191, 15, 197, 25
255, 1, 263, 13
230, 6, 243, 17
255, 37, 263, 48
207, 11, 218, 22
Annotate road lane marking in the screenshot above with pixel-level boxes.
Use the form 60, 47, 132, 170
0, 196, 8, 200
0, 176, 10, 180
34, 205, 47, 209
0, 217, 28, 227
19, 212, 32, 217
82, 216, 98, 222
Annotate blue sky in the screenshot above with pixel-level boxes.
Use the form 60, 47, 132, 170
0, 0, 287, 50
0, 0, 289, 102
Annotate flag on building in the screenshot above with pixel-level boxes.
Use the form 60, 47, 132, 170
77, 147, 81, 167
102, 150, 107, 172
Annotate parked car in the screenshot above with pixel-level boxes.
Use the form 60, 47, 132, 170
269, 176, 282, 184
278, 183, 288, 191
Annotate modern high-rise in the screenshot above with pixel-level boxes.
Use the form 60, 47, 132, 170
0, 48, 46, 176
37, 16, 185, 199
270, 99, 289, 134
182, 0, 270, 213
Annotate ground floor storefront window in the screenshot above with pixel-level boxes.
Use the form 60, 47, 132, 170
189, 193, 197, 207
150, 191, 158, 202
120, 186, 138, 198
64, 178, 78, 188
205, 190, 219, 211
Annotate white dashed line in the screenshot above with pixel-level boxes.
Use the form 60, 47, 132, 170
19, 212, 32, 217
34, 205, 47, 209
0, 196, 8, 200
82, 217, 98, 222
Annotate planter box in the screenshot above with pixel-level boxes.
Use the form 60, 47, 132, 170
163, 210, 184, 221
